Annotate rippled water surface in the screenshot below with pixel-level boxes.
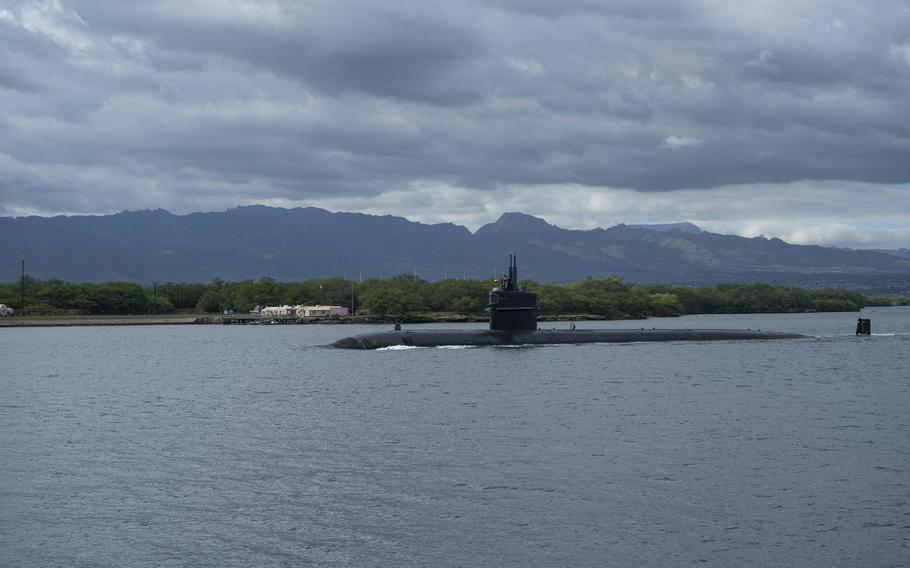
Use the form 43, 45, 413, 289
2, 308, 909, 567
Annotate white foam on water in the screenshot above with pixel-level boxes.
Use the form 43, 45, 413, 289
376, 345, 425, 351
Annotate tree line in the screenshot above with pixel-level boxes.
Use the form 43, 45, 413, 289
1, 275, 905, 318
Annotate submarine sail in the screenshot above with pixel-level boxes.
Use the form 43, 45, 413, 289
489, 253, 538, 332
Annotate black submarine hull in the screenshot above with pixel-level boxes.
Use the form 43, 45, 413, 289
331, 328, 806, 349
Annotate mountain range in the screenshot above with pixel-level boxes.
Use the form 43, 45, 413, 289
2, 206, 909, 292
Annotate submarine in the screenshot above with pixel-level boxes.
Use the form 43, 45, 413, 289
332, 254, 806, 349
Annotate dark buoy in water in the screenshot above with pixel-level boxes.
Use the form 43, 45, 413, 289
331, 254, 807, 349
856, 317, 871, 335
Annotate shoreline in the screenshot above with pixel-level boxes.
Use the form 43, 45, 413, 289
0, 307, 877, 329
0, 316, 201, 328
0, 312, 631, 328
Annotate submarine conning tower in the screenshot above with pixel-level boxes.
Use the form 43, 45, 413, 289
489, 253, 538, 331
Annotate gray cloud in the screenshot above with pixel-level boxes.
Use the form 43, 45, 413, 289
1, 0, 909, 247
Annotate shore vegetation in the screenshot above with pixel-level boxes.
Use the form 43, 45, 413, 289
1, 276, 906, 319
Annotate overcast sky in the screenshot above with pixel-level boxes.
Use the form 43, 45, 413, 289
1, 1, 909, 248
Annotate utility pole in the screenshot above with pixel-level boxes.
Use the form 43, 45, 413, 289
351, 281, 355, 316
20, 259, 25, 316
152, 281, 158, 316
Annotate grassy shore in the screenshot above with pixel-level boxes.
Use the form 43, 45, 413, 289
0, 314, 201, 327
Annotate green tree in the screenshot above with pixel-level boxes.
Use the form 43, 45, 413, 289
427, 279, 488, 312
648, 293, 684, 317
86, 282, 149, 315
196, 279, 227, 313
360, 287, 418, 315
811, 299, 860, 312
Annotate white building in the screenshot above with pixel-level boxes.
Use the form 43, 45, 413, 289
258, 304, 350, 318
260, 305, 297, 318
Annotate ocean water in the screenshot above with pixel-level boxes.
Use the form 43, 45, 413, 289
2, 308, 909, 567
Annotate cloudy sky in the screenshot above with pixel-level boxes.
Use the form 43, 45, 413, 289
1, 0, 909, 248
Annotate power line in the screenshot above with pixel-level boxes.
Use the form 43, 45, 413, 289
20, 259, 25, 316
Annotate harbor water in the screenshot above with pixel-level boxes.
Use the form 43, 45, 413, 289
2, 308, 909, 566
